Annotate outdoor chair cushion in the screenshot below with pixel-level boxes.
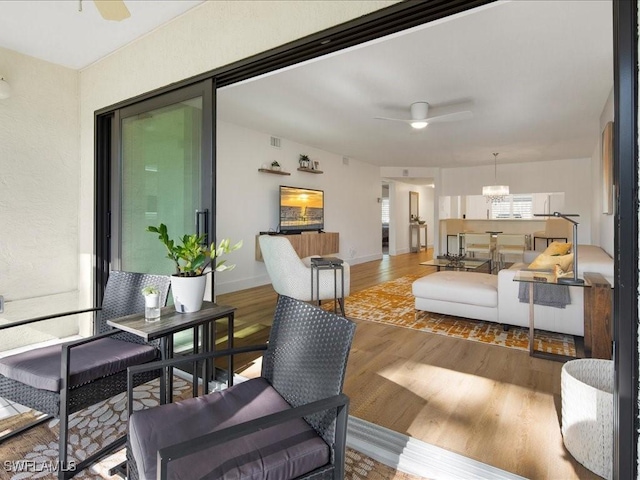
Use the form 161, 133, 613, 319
0, 338, 157, 392
129, 377, 330, 480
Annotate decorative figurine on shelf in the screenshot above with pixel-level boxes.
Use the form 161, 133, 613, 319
271, 161, 281, 171
299, 154, 310, 169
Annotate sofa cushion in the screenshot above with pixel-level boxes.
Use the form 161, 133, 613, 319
129, 377, 329, 480
577, 245, 614, 286
543, 241, 572, 255
0, 338, 157, 392
412, 272, 498, 308
529, 253, 574, 272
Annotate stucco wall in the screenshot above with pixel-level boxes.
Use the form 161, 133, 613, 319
0, 47, 79, 300
0, 47, 81, 349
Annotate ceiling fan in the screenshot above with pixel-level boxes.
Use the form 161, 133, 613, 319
79, 0, 131, 21
375, 102, 473, 129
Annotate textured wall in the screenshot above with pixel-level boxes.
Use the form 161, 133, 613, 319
0, 47, 79, 301
0, 47, 81, 349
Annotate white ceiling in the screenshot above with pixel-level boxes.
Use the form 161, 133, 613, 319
218, 0, 613, 169
0, 1, 612, 172
0, 0, 204, 70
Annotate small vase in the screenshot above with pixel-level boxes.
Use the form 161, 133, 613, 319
171, 275, 207, 313
271, 165, 281, 171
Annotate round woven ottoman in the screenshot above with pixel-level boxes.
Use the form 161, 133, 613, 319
561, 359, 613, 479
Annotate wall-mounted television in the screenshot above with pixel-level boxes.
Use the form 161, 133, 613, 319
279, 185, 324, 234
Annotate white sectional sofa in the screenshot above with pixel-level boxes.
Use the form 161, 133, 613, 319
412, 245, 613, 336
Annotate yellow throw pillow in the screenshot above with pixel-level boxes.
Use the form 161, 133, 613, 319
528, 253, 574, 272
542, 242, 573, 255
543, 241, 572, 256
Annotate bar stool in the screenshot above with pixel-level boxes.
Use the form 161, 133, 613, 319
533, 218, 568, 251
496, 233, 526, 269
464, 232, 494, 271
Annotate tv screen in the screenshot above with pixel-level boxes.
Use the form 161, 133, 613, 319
279, 186, 324, 233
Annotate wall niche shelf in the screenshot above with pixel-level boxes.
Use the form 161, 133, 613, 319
258, 168, 290, 176
297, 167, 323, 174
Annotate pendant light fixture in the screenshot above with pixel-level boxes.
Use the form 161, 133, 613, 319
482, 152, 509, 203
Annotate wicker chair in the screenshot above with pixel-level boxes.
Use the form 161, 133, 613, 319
126, 295, 356, 480
0, 271, 171, 479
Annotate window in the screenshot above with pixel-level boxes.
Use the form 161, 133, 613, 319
381, 198, 390, 224
489, 195, 533, 219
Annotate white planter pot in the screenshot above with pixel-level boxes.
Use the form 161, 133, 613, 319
561, 359, 613, 480
144, 294, 160, 308
143, 293, 161, 321
171, 275, 207, 313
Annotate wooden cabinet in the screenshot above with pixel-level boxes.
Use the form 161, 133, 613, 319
255, 232, 339, 261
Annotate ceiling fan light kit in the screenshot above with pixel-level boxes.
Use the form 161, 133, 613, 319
0, 77, 11, 100
483, 153, 509, 203
375, 101, 472, 129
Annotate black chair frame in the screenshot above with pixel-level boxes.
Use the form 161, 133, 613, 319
0, 271, 170, 479
126, 345, 349, 480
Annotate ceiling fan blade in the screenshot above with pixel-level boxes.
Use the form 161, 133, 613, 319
94, 0, 131, 21
374, 116, 413, 124
427, 111, 473, 123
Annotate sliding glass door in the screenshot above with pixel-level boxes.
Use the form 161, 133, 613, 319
111, 82, 214, 279
104, 81, 214, 357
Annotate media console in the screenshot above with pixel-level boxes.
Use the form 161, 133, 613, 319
255, 232, 339, 261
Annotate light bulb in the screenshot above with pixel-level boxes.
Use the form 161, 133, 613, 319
410, 121, 428, 129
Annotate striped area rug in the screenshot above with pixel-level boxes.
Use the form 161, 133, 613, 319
325, 274, 576, 357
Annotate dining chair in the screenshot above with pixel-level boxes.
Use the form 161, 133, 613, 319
533, 218, 569, 250
0, 271, 171, 479
496, 233, 527, 269
126, 295, 356, 480
446, 219, 465, 255
463, 233, 494, 271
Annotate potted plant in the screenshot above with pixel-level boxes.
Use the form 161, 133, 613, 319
299, 154, 310, 169
147, 223, 242, 313
141, 285, 161, 321
271, 160, 281, 171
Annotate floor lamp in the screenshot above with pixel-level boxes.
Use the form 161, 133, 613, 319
533, 212, 584, 285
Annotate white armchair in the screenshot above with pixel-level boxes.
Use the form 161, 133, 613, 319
258, 235, 350, 312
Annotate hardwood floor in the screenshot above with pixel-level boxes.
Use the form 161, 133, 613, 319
217, 250, 598, 480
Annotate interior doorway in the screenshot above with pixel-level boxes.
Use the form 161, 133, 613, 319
381, 182, 390, 255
